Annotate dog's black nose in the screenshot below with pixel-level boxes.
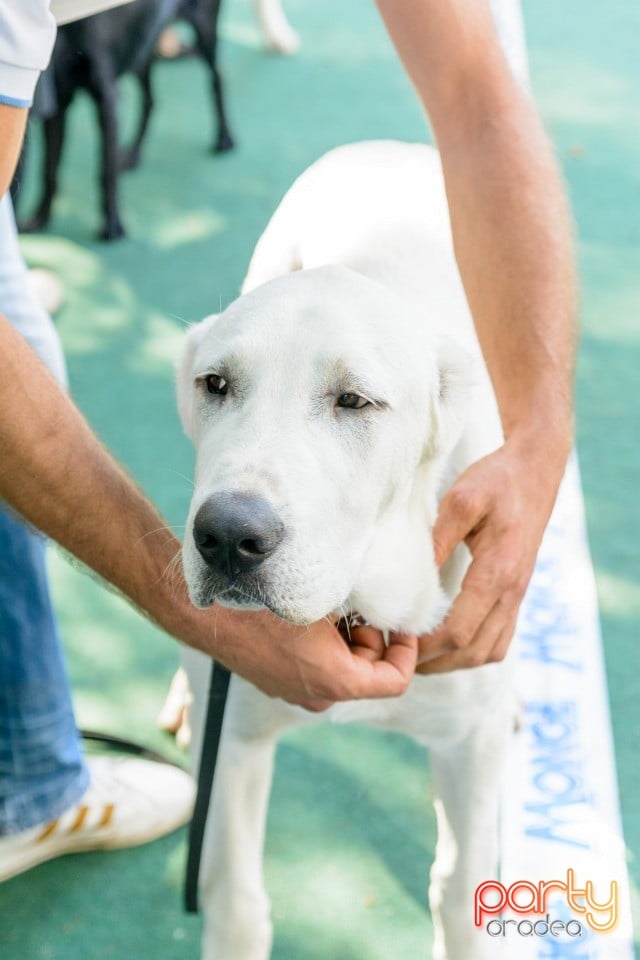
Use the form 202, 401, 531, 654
193, 493, 284, 577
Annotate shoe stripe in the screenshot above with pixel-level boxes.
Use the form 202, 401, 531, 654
68, 805, 88, 834
37, 818, 59, 842
98, 803, 115, 828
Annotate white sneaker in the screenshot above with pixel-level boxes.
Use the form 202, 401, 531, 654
27, 268, 64, 316
0, 755, 195, 882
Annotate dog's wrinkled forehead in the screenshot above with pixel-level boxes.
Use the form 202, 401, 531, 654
193, 265, 433, 397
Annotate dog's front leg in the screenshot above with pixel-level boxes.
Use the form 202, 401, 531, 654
184, 651, 293, 960
254, 0, 300, 55
88, 64, 126, 241
200, 722, 278, 960
188, 2, 234, 153
119, 65, 153, 173
428, 700, 512, 960
19, 111, 67, 234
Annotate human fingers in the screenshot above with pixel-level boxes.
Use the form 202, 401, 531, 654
343, 624, 386, 662
432, 480, 490, 569
281, 622, 416, 708
300, 698, 335, 713
486, 608, 520, 664
418, 567, 497, 664
346, 631, 418, 698
337, 622, 418, 676
416, 599, 517, 675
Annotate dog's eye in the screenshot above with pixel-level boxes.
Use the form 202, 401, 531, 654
337, 393, 371, 410
206, 374, 228, 396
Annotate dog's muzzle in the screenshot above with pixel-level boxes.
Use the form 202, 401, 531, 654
193, 492, 285, 579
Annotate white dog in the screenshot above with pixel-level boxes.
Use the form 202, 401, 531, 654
177, 141, 514, 960
254, 0, 299, 55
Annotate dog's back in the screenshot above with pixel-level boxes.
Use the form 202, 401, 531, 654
245, 143, 458, 318
51, 0, 176, 91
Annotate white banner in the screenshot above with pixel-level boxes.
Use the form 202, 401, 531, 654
498, 455, 634, 959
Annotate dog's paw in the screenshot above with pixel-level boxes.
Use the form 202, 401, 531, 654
18, 213, 50, 234
118, 147, 141, 172
98, 219, 127, 242
214, 130, 235, 153
265, 25, 300, 55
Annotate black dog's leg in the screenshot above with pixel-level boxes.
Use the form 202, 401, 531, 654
9, 127, 29, 212
89, 68, 126, 241
19, 111, 67, 233
119, 64, 154, 171
211, 65, 234, 153
190, 3, 234, 153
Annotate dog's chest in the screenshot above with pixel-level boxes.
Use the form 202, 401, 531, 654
321, 664, 507, 748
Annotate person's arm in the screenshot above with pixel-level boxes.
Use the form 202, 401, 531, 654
0, 315, 416, 705
0, 4, 415, 709
374, 0, 576, 670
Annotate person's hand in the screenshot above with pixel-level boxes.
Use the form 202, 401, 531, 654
416, 436, 568, 675
206, 605, 418, 712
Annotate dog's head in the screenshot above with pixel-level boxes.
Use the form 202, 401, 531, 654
177, 265, 474, 634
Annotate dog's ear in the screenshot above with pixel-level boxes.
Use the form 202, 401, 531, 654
423, 337, 477, 461
176, 315, 219, 439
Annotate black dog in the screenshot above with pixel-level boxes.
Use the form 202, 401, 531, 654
19, 0, 233, 241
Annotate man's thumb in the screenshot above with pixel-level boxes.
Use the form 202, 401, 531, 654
432, 485, 480, 568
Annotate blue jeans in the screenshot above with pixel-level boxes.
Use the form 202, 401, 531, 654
0, 194, 88, 835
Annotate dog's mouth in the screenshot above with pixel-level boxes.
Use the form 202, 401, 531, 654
192, 573, 266, 611
190, 567, 354, 627
218, 582, 267, 609
192, 570, 303, 620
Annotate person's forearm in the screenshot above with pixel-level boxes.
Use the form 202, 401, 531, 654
437, 94, 576, 459
375, 0, 578, 673
0, 314, 212, 649
375, 0, 576, 466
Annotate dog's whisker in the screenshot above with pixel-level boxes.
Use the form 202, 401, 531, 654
163, 469, 195, 489
135, 524, 185, 547
335, 601, 352, 642
156, 547, 186, 595
168, 313, 190, 328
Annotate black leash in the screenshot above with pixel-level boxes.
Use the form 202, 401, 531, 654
179, 615, 361, 911
81, 729, 184, 767
184, 660, 232, 913
82, 661, 232, 916
86, 625, 366, 914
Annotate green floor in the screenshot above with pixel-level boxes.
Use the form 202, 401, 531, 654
1, 0, 639, 956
